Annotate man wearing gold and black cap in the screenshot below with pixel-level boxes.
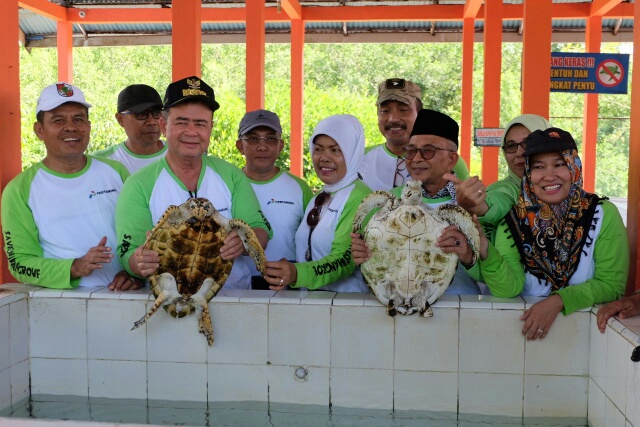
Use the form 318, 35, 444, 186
115, 76, 271, 290
358, 78, 469, 191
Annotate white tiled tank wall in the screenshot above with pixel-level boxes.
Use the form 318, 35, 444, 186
0, 291, 29, 416
0, 284, 639, 426
588, 306, 640, 427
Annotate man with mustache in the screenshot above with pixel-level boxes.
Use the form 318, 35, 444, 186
93, 84, 167, 174
358, 78, 469, 191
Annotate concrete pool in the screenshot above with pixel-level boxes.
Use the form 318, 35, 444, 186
0, 283, 638, 426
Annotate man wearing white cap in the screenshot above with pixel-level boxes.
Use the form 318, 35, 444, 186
235, 109, 313, 289
1, 82, 140, 290
358, 78, 469, 191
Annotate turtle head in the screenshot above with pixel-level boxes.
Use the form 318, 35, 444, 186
401, 180, 423, 205
184, 197, 216, 220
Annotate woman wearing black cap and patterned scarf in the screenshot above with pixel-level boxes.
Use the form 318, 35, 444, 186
460, 127, 628, 340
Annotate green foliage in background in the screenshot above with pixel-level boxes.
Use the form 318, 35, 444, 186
19, 42, 631, 196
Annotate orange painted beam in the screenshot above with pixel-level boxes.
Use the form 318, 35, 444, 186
57, 3, 635, 24
521, 0, 551, 118
590, 0, 623, 17
582, 15, 602, 194
18, 0, 65, 21
0, 0, 23, 284
57, 21, 73, 83
171, 1, 202, 81
246, 0, 265, 111
627, 0, 640, 293
281, 0, 302, 21
463, 0, 482, 19
481, 0, 501, 185
290, 19, 304, 178
460, 16, 474, 170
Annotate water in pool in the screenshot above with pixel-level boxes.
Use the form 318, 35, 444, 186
5, 395, 587, 426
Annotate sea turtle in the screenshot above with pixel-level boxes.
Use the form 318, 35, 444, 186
352, 180, 479, 317
131, 198, 266, 346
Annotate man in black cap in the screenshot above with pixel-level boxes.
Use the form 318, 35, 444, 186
93, 84, 166, 173
116, 76, 271, 290
352, 108, 480, 294
235, 109, 313, 289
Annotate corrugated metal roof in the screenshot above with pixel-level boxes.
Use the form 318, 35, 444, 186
19, 1, 636, 45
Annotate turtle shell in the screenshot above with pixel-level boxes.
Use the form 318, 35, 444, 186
354, 180, 479, 316
146, 198, 231, 318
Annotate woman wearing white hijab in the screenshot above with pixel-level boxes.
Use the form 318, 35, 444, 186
264, 114, 372, 292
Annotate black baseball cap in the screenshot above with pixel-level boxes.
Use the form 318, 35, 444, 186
524, 127, 578, 156
117, 84, 163, 113
163, 76, 220, 112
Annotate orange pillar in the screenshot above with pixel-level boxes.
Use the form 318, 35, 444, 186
460, 16, 474, 170
290, 19, 304, 178
521, 0, 552, 117
246, 0, 265, 111
171, 1, 202, 81
57, 21, 73, 82
582, 16, 601, 194
0, 0, 23, 283
627, 0, 640, 293
481, 0, 502, 185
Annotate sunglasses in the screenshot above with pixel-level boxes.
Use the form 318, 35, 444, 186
402, 145, 455, 160
121, 109, 162, 120
305, 191, 331, 261
307, 191, 330, 228
502, 141, 527, 154
240, 136, 282, 146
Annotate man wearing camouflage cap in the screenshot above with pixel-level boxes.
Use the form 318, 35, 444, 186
358, 78, 469, 191
116, 76, 271, 290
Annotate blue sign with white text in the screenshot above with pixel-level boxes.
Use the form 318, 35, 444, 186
550, 52, 629, 94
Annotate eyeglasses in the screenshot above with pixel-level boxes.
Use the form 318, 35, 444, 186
121, 109, 162, 120
502, 141, 527, 154
306, 191, 331, 261
393, 157, 407, 188
240, 136, 282, 146
402, 145, 455, 160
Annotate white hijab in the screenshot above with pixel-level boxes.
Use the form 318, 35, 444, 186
309, 114, 365, 193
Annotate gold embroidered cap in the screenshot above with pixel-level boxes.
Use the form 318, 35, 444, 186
163, 76, 220, 112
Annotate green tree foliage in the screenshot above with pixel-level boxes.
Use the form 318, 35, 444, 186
19, 42, 631, 196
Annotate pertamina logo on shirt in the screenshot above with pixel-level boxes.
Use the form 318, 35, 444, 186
266, 198, 294, 206
89, 188, 117, 199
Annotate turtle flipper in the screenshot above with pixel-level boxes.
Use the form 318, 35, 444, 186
192, 277, 217, 346
227, 218, 267, 274
420, 301, 433, 318
131, 272, 180, 330
436, 204, 481, 259
352, 191, 397, 234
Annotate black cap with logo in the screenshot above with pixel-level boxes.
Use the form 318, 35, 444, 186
163, 76, 220, 112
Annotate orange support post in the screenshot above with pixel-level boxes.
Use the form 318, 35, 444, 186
0, 0, 23, 284
627, 0, 640, 293
245, 0, 265, 111
521, 0, 552, 117
582, 15, 602, 194
460, 16, 474, 171
481, 0, 502, 185
171, 1, 202, 81
289, 19, 304, 178
57, 21, 74, 82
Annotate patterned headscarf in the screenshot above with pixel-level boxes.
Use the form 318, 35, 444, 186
505, 128, 600, 292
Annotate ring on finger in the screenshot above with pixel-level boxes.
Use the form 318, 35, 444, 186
454, 240, 461, 247
537, 328, 545, 334
279, 278, 284, 285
